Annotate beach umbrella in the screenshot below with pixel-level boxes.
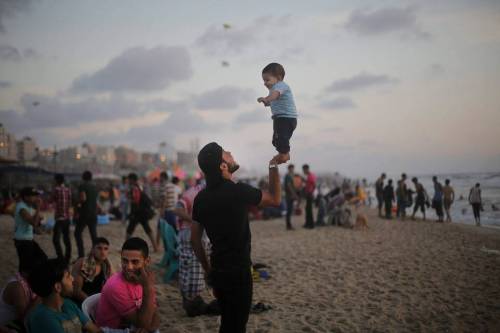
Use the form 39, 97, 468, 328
173, 167, 186, 180
148, 168, 162, 181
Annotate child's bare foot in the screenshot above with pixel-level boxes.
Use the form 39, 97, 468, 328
274, 153, 290, 164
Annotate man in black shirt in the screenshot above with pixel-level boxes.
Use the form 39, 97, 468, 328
75, 170, 99, 258
191, 142, 281, 333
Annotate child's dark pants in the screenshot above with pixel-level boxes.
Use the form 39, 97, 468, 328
272, 117, 297, 154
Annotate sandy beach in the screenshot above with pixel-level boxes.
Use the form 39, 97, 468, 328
1, 210, 500, 332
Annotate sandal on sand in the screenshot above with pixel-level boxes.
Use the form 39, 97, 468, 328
251, 302, 273, 314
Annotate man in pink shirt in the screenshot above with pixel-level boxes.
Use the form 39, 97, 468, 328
96, 237, 159, 331
303, 164, 316, 229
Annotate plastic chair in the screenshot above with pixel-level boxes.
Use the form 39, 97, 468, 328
82, 293, 101, 322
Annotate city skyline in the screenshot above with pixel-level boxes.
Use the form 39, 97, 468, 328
1, 0, 499, 178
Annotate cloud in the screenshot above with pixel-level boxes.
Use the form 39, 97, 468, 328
0, 44, 21, 61
196, 15, 297, 55
99, 109, 217, 149
70, 46, 192, 93
345, 6, 430, 39
23, 47, 40, 59
194, 86, 255, 110
319, 97, 356, 110
0, 80, 12, 89
325, 72, 399, 93
233, 109, 270, 129
0, 44, 41, 61
196, 24, 257, 55
0, 94, 188, 132
0, 0, 34, 33
427, 63, 446, 77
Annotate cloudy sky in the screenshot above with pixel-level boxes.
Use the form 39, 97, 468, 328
1, 0, 499, 177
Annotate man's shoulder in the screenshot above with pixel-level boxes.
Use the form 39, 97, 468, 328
103, 272, 125, 290
28, 303, 47, 317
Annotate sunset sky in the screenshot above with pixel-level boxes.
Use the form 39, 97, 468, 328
1, 0, 499, 177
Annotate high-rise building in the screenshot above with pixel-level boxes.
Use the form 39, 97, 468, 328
0, 123, 17, 161
95, 146, 116, 166
158, 141, 176, 164
17, 136, 37, 162
115, 146, 140, 168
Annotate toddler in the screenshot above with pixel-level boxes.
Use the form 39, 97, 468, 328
257, 63, 297, 164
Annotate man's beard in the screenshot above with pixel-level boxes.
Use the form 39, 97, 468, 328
227, 162, 240, 173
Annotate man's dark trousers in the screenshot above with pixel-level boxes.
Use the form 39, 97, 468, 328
285, 198, 295, 228
53, 218, 71, 263
212, 269, 253, 333
305, 193, 314, 228
74, 215, 98, 258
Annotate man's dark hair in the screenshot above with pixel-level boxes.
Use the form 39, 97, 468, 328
262, 63, 285, 79
160, 172, 168, 181
28, 258, 67, 298
95, 237, 110, 246
302, 164, 309, 171
412, 177, 418, 182
288, 164, 295, 170
388, 179, 393, 184
19, 250, 47, 277
432, 176, 437, 181
476, 183, 480, 187
401, 173, 407, 179
82, 170, 92, 181
128, 172, 138, 182
381, 173, 386, 178
55, 173, 65, 185
172, 176, 180, 185
445, 179, 450, 185
122, 237, 149, 258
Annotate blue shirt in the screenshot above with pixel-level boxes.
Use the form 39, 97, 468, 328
270, 81, 297, 119
14, 201, 34, 240
27, 298, 89, 333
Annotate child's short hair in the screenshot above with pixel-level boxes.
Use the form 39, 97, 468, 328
262, 63, 285, 79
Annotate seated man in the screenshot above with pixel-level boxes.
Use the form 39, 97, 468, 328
0, 253, 44, 332
26, 258, 101, 333
96, 237, 159, 331
72, 237, 114, 307
174, 182, 218, 316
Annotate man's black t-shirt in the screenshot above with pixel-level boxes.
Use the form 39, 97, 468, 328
192, 179, 262, 271
78, 181, 98, 219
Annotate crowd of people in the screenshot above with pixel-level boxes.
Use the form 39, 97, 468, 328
374, 173, 484, 226
0, 144, 492, 332
0, 141, 287, 333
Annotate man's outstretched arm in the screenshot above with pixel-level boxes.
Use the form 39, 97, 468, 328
259, 159, 281, 207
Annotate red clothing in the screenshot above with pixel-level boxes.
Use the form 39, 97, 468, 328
96, 272, 153, 329
131, 186, 141, 205
53, 185, 72, 220
305, 173, 316, 195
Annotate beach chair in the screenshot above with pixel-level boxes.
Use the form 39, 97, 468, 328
157, 218, 179, 282
82, 293, 101, 322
